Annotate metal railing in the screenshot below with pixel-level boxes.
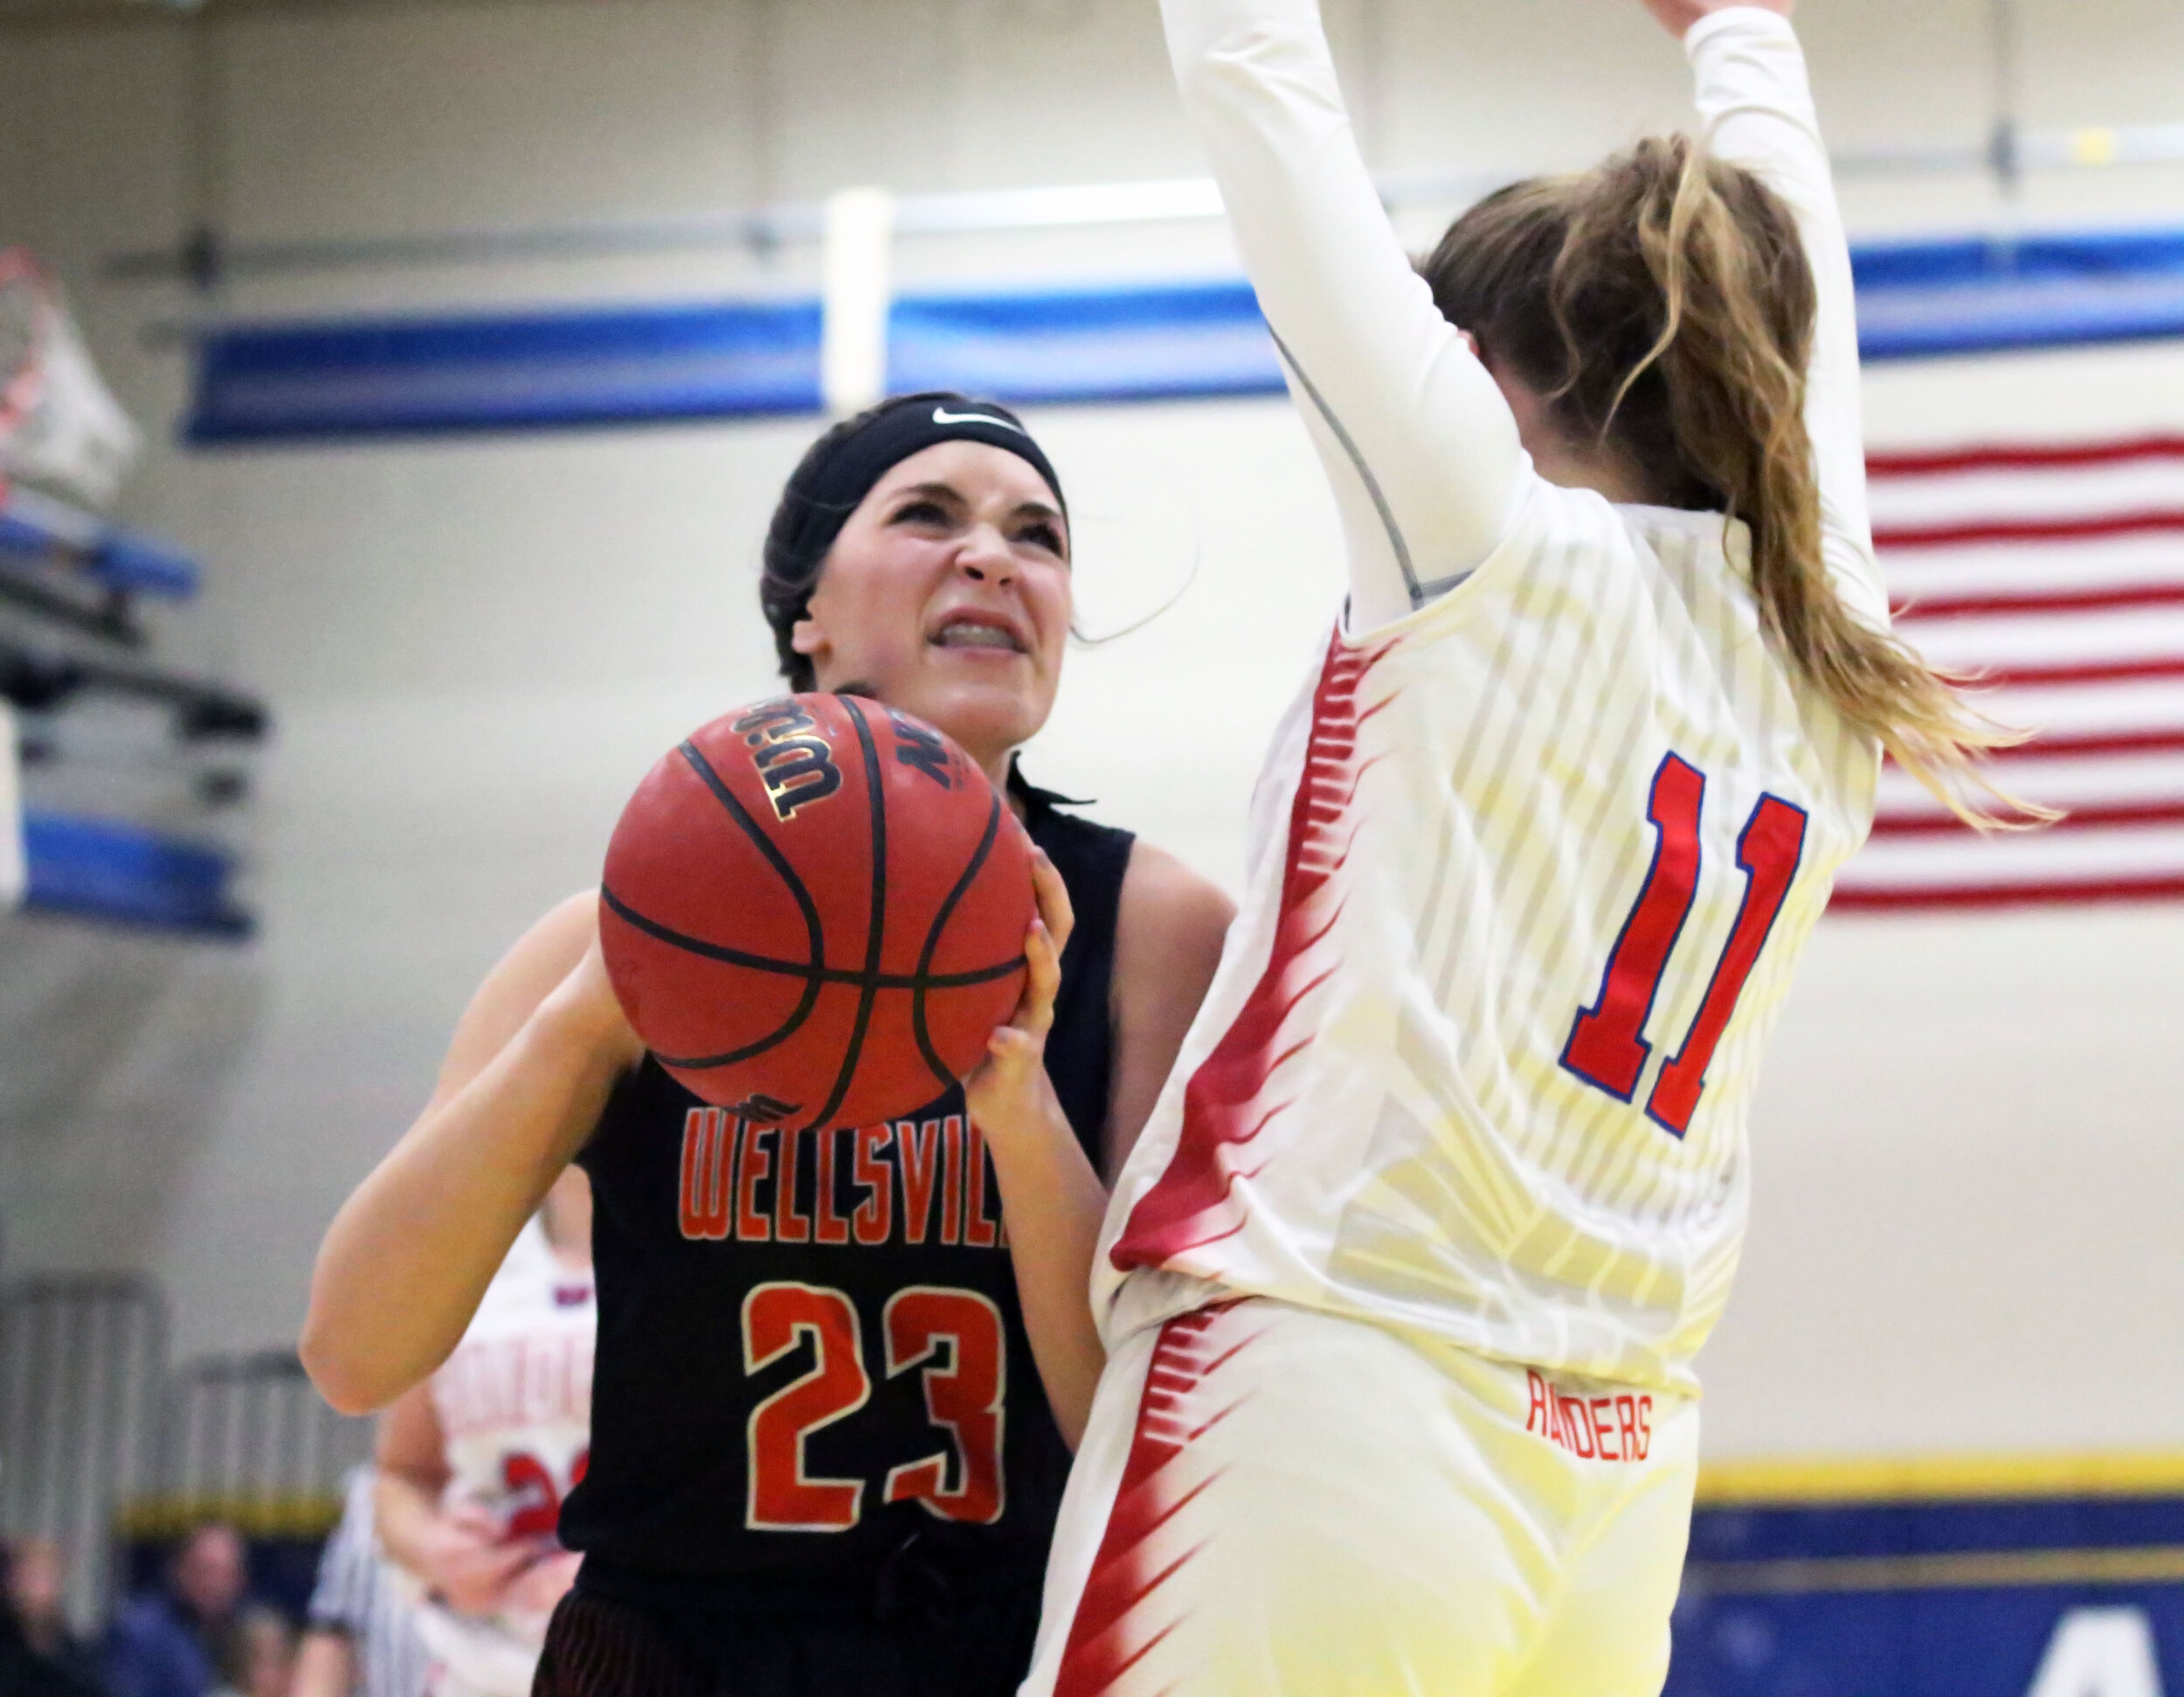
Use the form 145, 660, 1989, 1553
103, 114, 2184, 294
149, 1349, 372, 1538
0, 1273, 166, 1632
0, 1272, 371, 1631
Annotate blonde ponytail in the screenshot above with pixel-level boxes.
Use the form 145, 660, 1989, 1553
1422, 137, 2046, 828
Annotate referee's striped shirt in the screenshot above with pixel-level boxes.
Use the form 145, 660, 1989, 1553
309, 1468, 432, 1697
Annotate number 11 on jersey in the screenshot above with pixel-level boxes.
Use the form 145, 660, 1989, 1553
1561, 752, 1807, 1138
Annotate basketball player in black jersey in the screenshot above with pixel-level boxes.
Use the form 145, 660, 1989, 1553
302, 395, 1235, 1697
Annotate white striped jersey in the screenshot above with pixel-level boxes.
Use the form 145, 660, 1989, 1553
308, 1469, 431, 1697
413, 1218, 594, 1695
1100, 3, 1883, 1395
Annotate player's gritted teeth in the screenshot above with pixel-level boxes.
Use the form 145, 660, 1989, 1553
929, 610, 1031, 655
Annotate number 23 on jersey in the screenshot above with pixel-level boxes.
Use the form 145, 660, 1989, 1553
1561, 752, 1808, 1138
742, 1280, 1005, 1533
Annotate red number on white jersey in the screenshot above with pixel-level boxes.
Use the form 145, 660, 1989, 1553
742, 1282, 870, 1531
497, 1445, 588, 1541
1562, 754, 1807, 1137
1646, 793, 1807, 1134
500, 1453, 559, 1540
881, 1287, 1006, 1524
1562, 754, 1705, 1104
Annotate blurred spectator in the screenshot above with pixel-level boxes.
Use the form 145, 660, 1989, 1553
290, 1471, 427, 1697
103, 1521, 249, 1697
211, 1604, 291, 1697
0, 1537, 101, 1697
3, 1536, 103, 1693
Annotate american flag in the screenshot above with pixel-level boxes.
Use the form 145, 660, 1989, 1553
1836, 437, 2184, 911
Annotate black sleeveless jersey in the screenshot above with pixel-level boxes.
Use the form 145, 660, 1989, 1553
561, 790, 1134, 1594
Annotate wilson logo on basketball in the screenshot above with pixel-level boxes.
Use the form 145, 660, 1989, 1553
888, 709, 955, 790
735, 698, 845, 821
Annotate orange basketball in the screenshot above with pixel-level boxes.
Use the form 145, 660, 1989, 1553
598, 694, 1034, 1130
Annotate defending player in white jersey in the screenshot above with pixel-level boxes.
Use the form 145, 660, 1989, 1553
1025, 2, 2031, 1694
376, 1167, 594, 1697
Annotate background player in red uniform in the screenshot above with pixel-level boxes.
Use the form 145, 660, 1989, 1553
302, 394, 1234, 1697
376, 1165, 594, 1696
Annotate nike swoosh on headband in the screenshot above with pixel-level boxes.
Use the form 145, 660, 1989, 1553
932, 405, 1026, 433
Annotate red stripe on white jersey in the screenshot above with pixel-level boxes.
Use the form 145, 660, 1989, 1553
1054, 1306, 1261, 1697
1108, 634, 1396, 1271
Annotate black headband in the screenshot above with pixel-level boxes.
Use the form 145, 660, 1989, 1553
774, 392, 1067, 576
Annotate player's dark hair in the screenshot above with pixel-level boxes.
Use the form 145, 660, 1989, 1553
759, 392, 1061, 694
1420, 136, 2039, 826
763, 401, 893, 693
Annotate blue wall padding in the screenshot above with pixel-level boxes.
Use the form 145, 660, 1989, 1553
21, 809, 251, 939
188, 299, 824, 442
0, 510, 53, 556
1668, 1492, 2184, 1696
0, 506, 200, 599
1688, 1493, 2184, 1563
185, 224, 2184, 442
89, 532, 202, 598
0, 506, 61, 558
1670, 1580, 2184, 1697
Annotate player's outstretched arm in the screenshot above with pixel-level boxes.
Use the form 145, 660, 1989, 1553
1162, 0, 1526, 629
1662, 0, 1886, 621
301, 893, 641, 1415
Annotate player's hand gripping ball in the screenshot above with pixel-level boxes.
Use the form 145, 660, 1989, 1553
598, 694, 1036, 1131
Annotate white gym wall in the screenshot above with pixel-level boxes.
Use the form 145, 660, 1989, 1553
1, 0, 2180, 1459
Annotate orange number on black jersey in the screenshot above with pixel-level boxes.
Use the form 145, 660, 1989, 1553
881, 1287, 1006, 1525
743, 1283, 870, 1531
1561, 754, 1807, 1137
739, 1282, 1009, 1534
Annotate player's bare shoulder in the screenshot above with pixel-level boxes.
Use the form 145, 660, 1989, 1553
1117, 843, 1234, 969
1106, 842, 1235, 1171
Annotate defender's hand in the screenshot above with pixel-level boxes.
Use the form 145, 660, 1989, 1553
1640, 0, 1792, 36
415, 1507, 533, 1617
502, 1548, 583, 1620
963, 849, 1075, 1146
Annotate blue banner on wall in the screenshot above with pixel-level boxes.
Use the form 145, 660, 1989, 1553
189, 299, 824, 442
1669, 1463, 2184, 1696
1854, 227, 2184, 360
888, 281, 1280, 405
187, 224, 2184, 443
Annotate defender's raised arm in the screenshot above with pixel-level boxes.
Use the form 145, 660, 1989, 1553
1161, 0, 1527, 630
1678, 3, 1887, 624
